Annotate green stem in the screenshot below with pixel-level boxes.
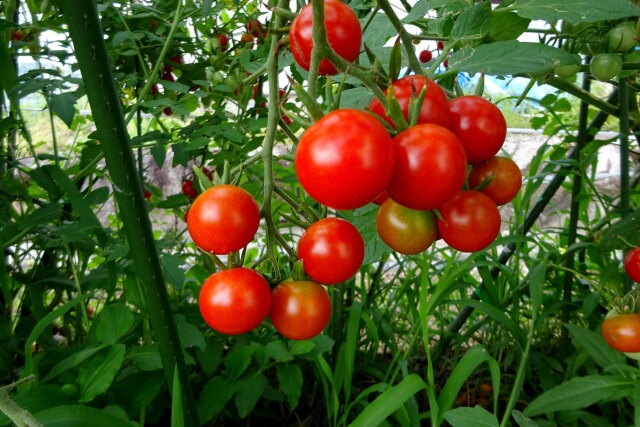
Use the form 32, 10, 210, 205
499, 320, 534, 427
59, 1, 198, 425
377, 0, 423, 75
0, 375, 40, 427
547, 76, 619, 118
620, 77, 631, 293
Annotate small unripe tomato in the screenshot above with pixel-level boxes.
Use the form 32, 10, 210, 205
590, 53, 623, 81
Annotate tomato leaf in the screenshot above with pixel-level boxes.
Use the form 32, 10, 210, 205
174, 314, 205, 351
511, 410, 537, 427
112, 371, 164, 413
224, 344, 255, 378
197, 376, 236, 424
235, 370, 268, 418
402, 0, 429, 23
443, 406, 499, 427
126, 345, 163, 371
277, 363, 303, 409
92, 303, 134, 345
487, 12, 530, 41
35, 405, 136, 426
513, 0, 640, 24
451, 1, 491, 40
599, 208, 640, 251
564, 323, 626, 371
49, 92, 77, 128
42, 344, 108, 383
528, 263, 546, 315
265, 340, 293, 362
523, 376, 634, 417
76, 344, 126, 403
450, 41, 578, 75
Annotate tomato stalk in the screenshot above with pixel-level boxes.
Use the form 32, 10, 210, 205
547, 76, 620, 118
619, 77, 632, 293
377, 0, 423, 75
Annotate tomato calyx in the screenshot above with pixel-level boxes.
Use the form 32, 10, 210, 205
291, 259, 309, 282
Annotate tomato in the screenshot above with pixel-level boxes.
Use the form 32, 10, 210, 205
182, 180, 198, 199
606, 22, 638, 52
448, 96, 507, 165
186, 185, 260, 254
161, 72, 174, 82
214, 34, 229, 51
289, 0, 362, 75
437, 41, 445, 50
151, 83, 160, 95
419, 50, 433, 63
387, 124, 466, 211
376, 198, 438, 255
602, 313, 640, 353
144, 189, 152, 200
554, 64, 581, 79
368, 75, 451, 129
11, 29, 25, 41
270, 280, 331, 340
298, 218, 364, 284
468, 156, 522, 206
199, 267, 271, 335
163, 106, 173, 116
624, 247, 640, 282
240, 33, 254, 44
371, 190, 390, 206
295, 109, 394, 210
590, 53, 623, 81
437, 191, 501, 252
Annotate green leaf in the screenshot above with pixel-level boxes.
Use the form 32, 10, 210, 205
127, 345, 163, 371
451, 1, 491, 40
350, 374, 426, 427
160, 253, 186, 290
487, 12, 530, 41
224, 345, 255, 378
600, 209, 640, 251
93, 303, 134, 344
43, 344, 108, 382
523, 376, 634, 417
195, 339, 223, 375
49, 93, 77, 127
171, 364, 184, 427
343, 205, 392, 265
513, 0, 640, 24
235, 371, 268, 418
34, 405, 135, 427
76, 344, 126, 402
0, 385, 75, 426
197, 376, 236, 424
174, 314, 205, 351
564, 324, 626, 370
512, 410, 538, 427
402, 0, 429, 23
289, 340, 316, 356
528, 263, 546, 315
265, 340, 293, 362
452, 299, 524, 344
449, 41, 578, 75
112, 371, 164, 412
443, 406, 499, 427
277, 364, 303, 409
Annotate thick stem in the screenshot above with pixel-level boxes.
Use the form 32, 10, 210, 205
620, 77, 631, 293
377, 0, 423, 75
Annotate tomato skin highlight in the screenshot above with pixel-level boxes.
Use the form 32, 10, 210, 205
624, 247, 640, 282
448, 96, 507, 165
368, 75, 451, 129
387, 124, 467, 211
437, 190, 501, 252
199, 267, 271, 335
270, 280, 332, 340
468, 156, 522, 206
295, 109, 394, 210
289, 0, 362, 75
602, 313, 640, 353
186, 185, 260, 255
298, 218, 364, 284
376, 198, 438, 255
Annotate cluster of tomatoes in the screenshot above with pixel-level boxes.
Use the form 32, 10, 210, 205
602, 248, 640, 358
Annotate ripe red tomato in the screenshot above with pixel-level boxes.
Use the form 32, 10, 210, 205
161, 72, 175, 82
468, 156, 522, 205
270, 280, 331, 340
295, 109, 394, 210
376, 198, 438, 255
144, 189, 152, 200
437, 41, 445, 50
186, 185, 260, 254
240, 33, 255, 44
216, 34, 229, 51
448, 96, 507, 164
182, 180, 198, 199
199, 267, 271, 335
298, 218, 364, 284
11, 29, 26, 41
289, 0, 362, 75
368, 75, 451, 129
624, 247, 640, 282
437, 191, 501, 252
247, 20, 264, 38
387, 124, 466, 211
419, 50, 433, 63
151, 83, 160, 95
602, 313, 640, 353
163, 106, 173, 116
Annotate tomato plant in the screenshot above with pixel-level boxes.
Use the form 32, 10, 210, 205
269, 280, 332, 340
182, 180, 198, 199
387, 123, 467, 210
199, 268, 271, 335
295, 109, 394, 210
606, 21, 638, 52
376, 198, 438, 255
448, 95, 507, 165
368, 75, 451, 129
468, 156, 522, 205
419, 50, 433, 63
289, 0, 362, 75
624, 247, 640, 282
437, 190, 501, 252
602, 313, 640, 353
297, 217, 364, 284
590, 53, 623, 81
186, 185, 260, 254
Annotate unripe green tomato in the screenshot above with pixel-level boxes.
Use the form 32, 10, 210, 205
590, 53, 623, 81
606, 22, 638, 52
555, 63, 581, 78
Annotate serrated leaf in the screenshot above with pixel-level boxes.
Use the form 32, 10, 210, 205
514, 0, 640, 24
197, 376, 236, 424
235, 371, 268, 418
443, 406, 499, 427
277, 364, 303, 409
451, 1, 491, 40
93, 304, 134, 345
449, 41, 578, 75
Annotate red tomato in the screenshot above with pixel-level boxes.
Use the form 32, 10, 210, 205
624, 247, 640, 282
437, 191, 501, 252
161, 72, 175, 82
182, 180, 198, 199
437, 41, 445, 50
371, 190, 390, 206
144, 189, 152, 200
448, 96, 507, 164
419, 50, 433, 63
368, 75, 451, 129
163, 106, 173, 116
199, 268, 271, 335
270, 280, 331, 340
216, 34, 229, 51
387, 124, 466, 211
151, 83, 160, 95
468, 156, 522, 205
289, 0, 362, 75
240, 33, 254, 44
186, 185, 260, 254
376, 198, 438, 255
298, 218, 364, 284
295, 109, 394, 210
602, 313, 640, 353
